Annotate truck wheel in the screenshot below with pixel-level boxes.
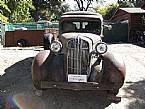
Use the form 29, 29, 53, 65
109, 88, 119, 95
17, 39, 27, 47
107, 81, 119, 95
102, 72, 121, 95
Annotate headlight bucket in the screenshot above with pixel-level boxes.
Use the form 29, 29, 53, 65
95, 42, 107, 54
50, 40, 62, 53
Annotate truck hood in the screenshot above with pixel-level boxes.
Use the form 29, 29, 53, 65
60, 32, 102, 52
61, 32, 101, 45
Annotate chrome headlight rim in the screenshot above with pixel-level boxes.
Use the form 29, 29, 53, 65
95, 42, 107, 54
50, 40, 62, 53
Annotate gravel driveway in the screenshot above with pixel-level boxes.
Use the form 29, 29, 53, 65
0, 44, 145, 109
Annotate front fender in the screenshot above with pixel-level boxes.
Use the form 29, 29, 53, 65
101, 52, 126, 87
32, 50, 64, 83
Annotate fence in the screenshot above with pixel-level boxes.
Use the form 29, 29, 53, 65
5, 21, 59, 31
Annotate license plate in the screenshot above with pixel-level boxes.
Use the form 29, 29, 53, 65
68, 74, 87, 82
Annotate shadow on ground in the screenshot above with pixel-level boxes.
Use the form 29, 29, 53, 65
133, 43, 145, 48
40, 89, 112, 109
0, 57, 113, 109
0, 57, 34, 92
0, 57, 34, 109
124, 80, 145, 109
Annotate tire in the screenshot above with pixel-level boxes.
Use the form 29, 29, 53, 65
17, 39, 27, 47
101, 70, 121, 95
102, 72, 121, 95
107, 81, 120, 95
108, 89, 119, 95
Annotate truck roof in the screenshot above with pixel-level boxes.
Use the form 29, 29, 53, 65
61, 11, 103, 20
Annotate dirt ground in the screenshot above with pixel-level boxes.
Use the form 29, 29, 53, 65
0, 43, 145, 109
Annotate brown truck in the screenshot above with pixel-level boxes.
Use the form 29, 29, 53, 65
32, 11, 126, 103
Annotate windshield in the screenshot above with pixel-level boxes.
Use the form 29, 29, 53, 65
60, 19, 101, 35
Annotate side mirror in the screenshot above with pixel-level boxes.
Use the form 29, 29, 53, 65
103, 25, 112, 30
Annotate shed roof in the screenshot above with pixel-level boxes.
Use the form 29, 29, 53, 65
120, 8, 145, 13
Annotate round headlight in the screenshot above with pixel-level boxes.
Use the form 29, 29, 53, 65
50, 41, 62, 53
95, 42, 107, 54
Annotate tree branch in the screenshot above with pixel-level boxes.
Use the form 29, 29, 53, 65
80, 0, 84, 11
75, 0, 81, 10
85, 0, 92, 11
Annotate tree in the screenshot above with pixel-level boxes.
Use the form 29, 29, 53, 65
32, 0, 69, 21
6, 0, 35, 23
96, 1, 134, 20
135, 0, 145, 7
118, 0, 134, 7
1, 0, 35, 23
104, 4, 119, 20
0, 0, 10, 22
74, 0, 98, 11
117, 0, 145, 7
96, 3, 119, 20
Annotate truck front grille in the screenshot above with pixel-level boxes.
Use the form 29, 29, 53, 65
67, 37, 89, 75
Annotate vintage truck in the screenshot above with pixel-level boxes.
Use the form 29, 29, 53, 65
32, 11, 126, 103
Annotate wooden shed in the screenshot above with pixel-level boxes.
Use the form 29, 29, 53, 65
110, 8, 145, 43
4, 29, 58, 47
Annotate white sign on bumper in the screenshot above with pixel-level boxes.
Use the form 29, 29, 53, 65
68, 74, 87, 82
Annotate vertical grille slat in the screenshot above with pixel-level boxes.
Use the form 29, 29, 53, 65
67, 37, 89, 75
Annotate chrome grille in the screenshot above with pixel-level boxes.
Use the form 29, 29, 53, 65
67, 37, 89, 75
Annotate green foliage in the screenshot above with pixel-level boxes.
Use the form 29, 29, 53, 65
8, 0, 35, 23
0, 0, 11, 13
96, 0, 144, 20
135, 0, 145, 7
0, 13, 8, 23
96, 5, 107, 16
32, 0, 70, 21
0, 0, 10, 22
117, 0, 145, 7
51, 3, 70, 21
118, 1, 134, 7
0, 0, 35, 23
96, 3, 119, 20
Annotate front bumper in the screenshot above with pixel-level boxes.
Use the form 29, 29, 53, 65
41, 81, 114, 91
40, 81, 121, 103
